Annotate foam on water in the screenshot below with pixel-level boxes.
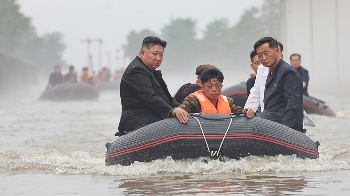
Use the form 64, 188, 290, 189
1, 82, 350, 196
4, 143, 350, 176
337, 110, 350, 118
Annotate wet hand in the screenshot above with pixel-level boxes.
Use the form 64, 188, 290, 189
245, 108, 255, 119
172, 108, 189, 123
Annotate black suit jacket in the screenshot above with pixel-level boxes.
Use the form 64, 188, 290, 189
246, 76, 256, 96
174, 83, 201, 103
258, 59, 304, 132
118, 56, 177, 134
297, 66, 309, 96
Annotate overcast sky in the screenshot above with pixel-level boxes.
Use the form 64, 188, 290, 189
18, 0, 263, 71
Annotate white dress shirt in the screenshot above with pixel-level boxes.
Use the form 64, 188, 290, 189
244, 64, 269, 112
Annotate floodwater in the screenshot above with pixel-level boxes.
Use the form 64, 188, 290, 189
1, 78, 350, 195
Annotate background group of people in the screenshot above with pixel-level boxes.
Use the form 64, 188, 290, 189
116, 36, 308, 136
46, 65, 124, 89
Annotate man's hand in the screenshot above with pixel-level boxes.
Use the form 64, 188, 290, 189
303, 81, 307, 88
245, 107, 255, 119
171, 107, 189, 123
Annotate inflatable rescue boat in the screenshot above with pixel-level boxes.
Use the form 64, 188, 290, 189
105, 114, 319, 166
40, 82, 99, 101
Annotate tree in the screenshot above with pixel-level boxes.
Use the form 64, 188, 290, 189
228, 0, 281, 68
260, 0, 282, 38
121, 0, 281, 72
199, 19, 232, 65
227, 7, 265, 67
0, 0, 66, 70
0, 0, 36, 55
161, 18, 198, 71
35, 32, 66, 71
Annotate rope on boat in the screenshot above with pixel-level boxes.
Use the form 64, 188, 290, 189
193, 116, 233, 157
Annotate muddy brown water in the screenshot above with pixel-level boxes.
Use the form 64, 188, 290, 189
1, 80, 350, 195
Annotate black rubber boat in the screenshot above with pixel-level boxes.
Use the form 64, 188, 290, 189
303, 96, 336, 116
222, 83, 336, 117
40, 82, 99, 101
221, 82, 248, 108
95, 81, 120, 91
105, 114, 319, 166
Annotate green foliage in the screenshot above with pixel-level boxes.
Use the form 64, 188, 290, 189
260, 0, 282, 38
199, 18, 232, 66
34, 32, 66, 69
123, 0, 281, 72
0, 0, 66, 70
161, 18, 198, 68
229, 7, 265, 66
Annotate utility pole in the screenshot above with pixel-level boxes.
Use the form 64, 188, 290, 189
81, 38, 93, 71
91, 38, 103, 70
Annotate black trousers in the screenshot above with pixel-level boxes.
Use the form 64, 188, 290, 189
117, 115, 162, 136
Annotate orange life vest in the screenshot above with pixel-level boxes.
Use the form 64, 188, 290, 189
191, 90, 231, 114
80, 73, 94, 84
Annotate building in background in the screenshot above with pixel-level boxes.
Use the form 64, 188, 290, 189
281, 0, 350, 95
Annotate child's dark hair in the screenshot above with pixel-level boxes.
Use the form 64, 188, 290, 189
200, 69, 224, 84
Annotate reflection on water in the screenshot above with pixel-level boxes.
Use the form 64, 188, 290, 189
117, 174, 307, 195
1, 82, 350, 195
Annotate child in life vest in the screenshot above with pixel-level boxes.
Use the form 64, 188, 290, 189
177, 68, 250, 116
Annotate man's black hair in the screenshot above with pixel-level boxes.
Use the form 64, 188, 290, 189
200, 68, 224, 84
69, 65, 74, 70
82, 67, 88, 71
141, 36, 167, 49
250, 50, 257, 62
278, 42, 283, 53
254, 37, 279, 51
290, 53, 301, 60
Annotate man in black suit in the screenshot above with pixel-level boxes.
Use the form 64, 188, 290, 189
290, 53, 310, 96
47, 65, 63, 89
251, 37, 304, 132
117, 36, 188, 135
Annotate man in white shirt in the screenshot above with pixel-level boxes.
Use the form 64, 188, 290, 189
244, 42, 315, 127
245, 64, 269, 114
245, 42, 283, 114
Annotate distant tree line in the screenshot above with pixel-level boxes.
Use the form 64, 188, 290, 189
0, 0, 66, 71
123, 0, 281, 72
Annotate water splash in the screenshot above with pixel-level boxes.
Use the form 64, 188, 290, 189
5, 145, 350, 176
337, 110, 350, 118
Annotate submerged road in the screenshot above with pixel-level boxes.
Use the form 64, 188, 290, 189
1, 81, 350, 195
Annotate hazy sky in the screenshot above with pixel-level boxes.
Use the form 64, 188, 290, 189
18, 0, 263, 71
